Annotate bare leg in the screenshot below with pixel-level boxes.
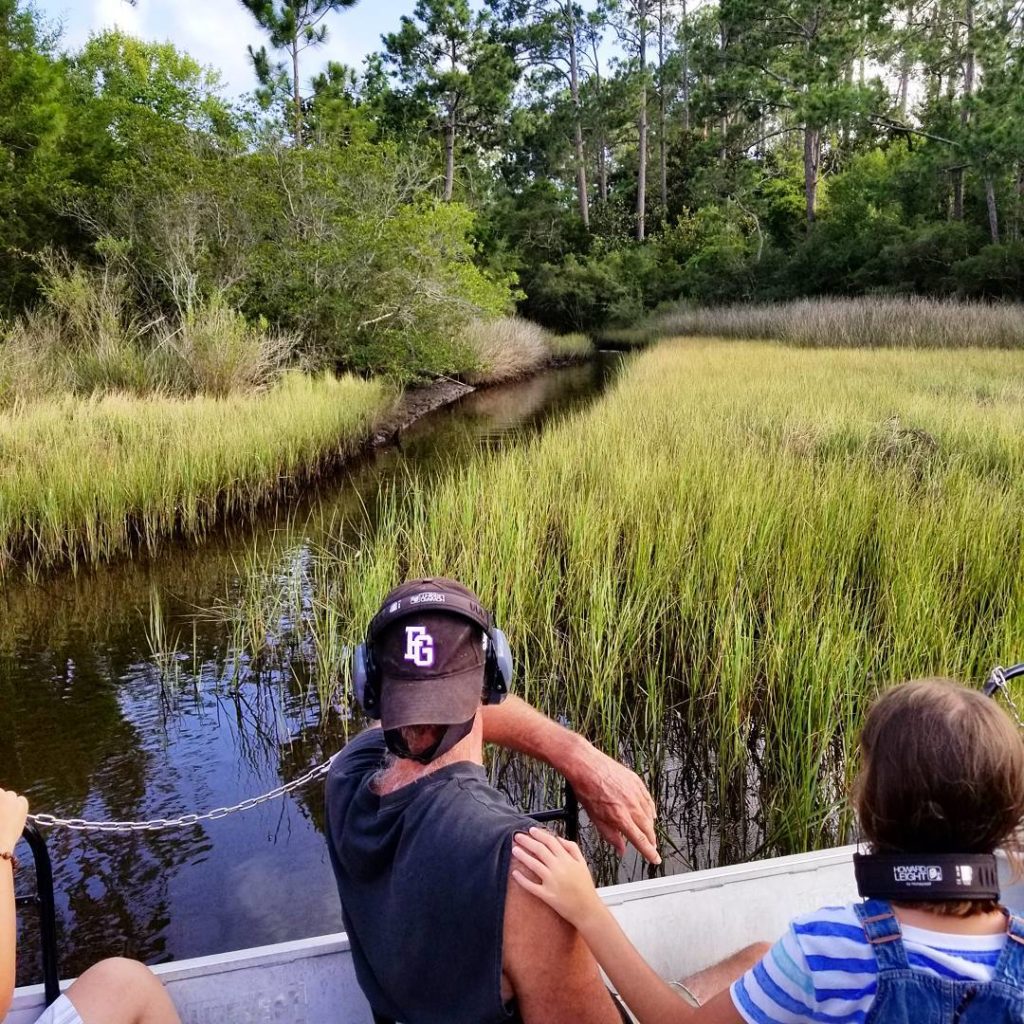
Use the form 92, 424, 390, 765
64, 958, 179, 1024
676, 942, 770, 1006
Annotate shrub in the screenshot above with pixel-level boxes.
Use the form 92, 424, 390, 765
952, 243, 1024, 299
0, 259, 300, 401
464, 318, 591, 385
880, 222, 986, 294
157, 299, 299, 396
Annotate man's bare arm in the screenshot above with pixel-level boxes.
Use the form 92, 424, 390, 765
481, 696, 660, 863
502, 867, 624, 1024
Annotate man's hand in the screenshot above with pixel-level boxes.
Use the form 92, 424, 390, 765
481, 696, 661, 864
563, 743, 660, 865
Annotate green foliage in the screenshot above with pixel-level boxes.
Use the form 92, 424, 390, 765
952, 242, 1024, 298
882, 222, 987, 294
0, 0, 519, 385
236, 143, 516, 379
9, 0, 1024, 362
0, 0, 72, 307
383, 0, 516, 198
74, 31, 231, 134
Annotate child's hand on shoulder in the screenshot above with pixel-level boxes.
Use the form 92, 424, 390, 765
511, 827, 602, 930
0, 790, 28, 855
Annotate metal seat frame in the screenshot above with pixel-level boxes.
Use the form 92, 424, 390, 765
17, 823, 61, 1007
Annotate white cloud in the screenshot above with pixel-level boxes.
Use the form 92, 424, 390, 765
39, 0, 386, 99
148, 4, 266, 95
91, 0, 142, 33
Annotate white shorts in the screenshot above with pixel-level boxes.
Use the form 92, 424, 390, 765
32, 995, 83, 1024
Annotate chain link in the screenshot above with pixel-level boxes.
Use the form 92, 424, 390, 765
988, 666, 1024, 730
27, 755, 336, 833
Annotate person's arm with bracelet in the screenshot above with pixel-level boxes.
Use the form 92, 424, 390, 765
0, 788, 29, 1019
511, 828, 765, 1024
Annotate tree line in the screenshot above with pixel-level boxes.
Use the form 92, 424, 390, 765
1, 0, 1023, 378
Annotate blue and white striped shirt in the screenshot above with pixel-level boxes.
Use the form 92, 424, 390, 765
730, 904, 1007, 1024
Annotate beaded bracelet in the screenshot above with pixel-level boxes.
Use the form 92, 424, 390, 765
0, 851, 17, 872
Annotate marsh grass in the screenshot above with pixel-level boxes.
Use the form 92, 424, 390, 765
0, 257, 301, 405
225, 340, 1024, 859
653, 296, 1024, 348
0, 372, 393, 577
465, 318, 592, 384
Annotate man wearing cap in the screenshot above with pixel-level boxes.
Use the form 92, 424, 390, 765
325, 578, 661, 1023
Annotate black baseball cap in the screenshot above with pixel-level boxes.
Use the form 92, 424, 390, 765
370, 578, 491, 732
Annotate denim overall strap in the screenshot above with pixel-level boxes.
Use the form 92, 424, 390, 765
854, 899, 910, 971
991, 911, 1024, 987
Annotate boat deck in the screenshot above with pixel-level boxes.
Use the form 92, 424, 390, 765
12, 845, 1021, 1024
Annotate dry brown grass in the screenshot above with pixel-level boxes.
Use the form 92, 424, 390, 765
653, 296, 1024, 348
0, 257, 299, 406
464, 318, 591, 384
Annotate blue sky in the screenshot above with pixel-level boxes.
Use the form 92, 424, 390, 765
34, 1, 443, 98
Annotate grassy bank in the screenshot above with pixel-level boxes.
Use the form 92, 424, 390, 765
0, 372, 392, 577
465, 318, 591, 385
651, 296, 1024, 348
227, 339, 1024, 859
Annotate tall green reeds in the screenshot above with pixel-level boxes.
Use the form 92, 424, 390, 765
227, 340, 1024, 861
0, 372, 393, 577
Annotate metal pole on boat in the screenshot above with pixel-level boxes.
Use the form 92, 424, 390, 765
16, 823, 61, 1007
563, 781, 579, 843
527, 781, 580, 843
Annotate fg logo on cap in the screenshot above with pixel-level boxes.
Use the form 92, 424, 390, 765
404, 625, 435, 668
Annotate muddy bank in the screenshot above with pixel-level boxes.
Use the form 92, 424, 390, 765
369, 378, 475, 445
369, 352, 595, 447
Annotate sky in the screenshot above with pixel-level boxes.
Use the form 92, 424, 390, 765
34, 0, 431, 98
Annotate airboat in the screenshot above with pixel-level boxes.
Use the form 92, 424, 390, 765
10, 665, 1024, 1024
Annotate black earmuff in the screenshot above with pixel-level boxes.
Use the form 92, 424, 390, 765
483, 628, 513, 705
352, 641, 379, 717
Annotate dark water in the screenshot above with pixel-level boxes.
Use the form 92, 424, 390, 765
3, 359, 632, 984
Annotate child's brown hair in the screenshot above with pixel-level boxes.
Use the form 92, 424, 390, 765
853, 678, 1024, 915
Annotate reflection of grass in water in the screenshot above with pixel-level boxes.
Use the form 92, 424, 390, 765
227, 340, 1024, 865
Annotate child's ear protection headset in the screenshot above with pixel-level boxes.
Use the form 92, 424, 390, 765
352, 586, 513, 719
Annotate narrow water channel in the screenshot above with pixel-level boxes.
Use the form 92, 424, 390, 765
3, 358, 627, 983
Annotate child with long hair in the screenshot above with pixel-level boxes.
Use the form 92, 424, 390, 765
1, 789, 180, 1024
511, 679, 1024, 1023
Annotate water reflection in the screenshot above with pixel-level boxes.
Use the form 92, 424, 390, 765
3, 359, 627, 983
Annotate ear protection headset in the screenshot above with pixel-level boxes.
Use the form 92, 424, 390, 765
352, 586, 513, 721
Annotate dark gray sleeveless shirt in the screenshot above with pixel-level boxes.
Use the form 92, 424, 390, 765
325, 729, 537, 1024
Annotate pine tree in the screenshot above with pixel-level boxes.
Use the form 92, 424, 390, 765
384, 0, 515, 201
239, 0, 360, 144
